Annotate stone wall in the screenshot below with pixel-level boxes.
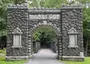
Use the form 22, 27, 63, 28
6, 4, 29, 60
61, 7, 84, 61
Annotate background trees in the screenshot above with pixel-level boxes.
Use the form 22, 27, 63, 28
82, 7, 90, 56
33, 26, 57, 44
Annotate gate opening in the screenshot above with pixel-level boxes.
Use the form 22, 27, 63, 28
31, 25, 59, 59
32, 25, 58, 53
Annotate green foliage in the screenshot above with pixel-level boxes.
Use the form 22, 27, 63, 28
0, 30, 7, 36
0, 0, 12, 36
0, 48, 6, 54
0, 0, 8, 37
76, 0, 90, 4
0, 18, 6, 31
29, 0, 68, 8
83, 6, 90, 56
83, 8, 90, 37
0, 0, 26, 36
33, 26, 57, 43
12, 0, 25, 4
0, 50, 4, 53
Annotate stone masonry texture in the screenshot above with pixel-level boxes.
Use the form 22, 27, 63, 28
6, 3, 84, 61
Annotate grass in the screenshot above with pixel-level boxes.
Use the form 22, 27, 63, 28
0, 49, 27, 64
0, 59, 27, 64
62, 57, 90, 64
0, 48, 6, 54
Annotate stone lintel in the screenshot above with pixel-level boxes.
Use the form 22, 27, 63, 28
28, 9, 61, 14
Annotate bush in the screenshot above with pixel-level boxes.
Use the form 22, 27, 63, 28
0, 50, 3, 53
0, 48, 6, 54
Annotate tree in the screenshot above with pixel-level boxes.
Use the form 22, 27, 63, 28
0, 0, 10, 31
33, 26, 57, 44
12, 0, 25, 4
82, 7, 90, 56
28, 0, 68, 8
77, 0, 90, 4
76, 0, 90, 8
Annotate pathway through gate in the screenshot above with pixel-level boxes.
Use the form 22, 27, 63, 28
25, 49, 64, 64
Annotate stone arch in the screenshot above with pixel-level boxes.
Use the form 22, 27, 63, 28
31, 21, 60, 36
28, 21, 61, 58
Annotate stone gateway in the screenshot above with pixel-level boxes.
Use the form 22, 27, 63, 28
6, 3, 84, 61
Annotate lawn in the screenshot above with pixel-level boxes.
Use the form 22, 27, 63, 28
62, 57, 90, 64
0, 49, 27, 64
0, 59, 27, 64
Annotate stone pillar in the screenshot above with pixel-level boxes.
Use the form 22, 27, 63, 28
61, 6, 84, 61
57, 35, 62, 60
28, 35, 32, 58
6, 3, 29, 60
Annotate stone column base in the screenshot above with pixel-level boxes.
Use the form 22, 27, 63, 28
61, 56, 84, 61
6, 56, 29, 60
